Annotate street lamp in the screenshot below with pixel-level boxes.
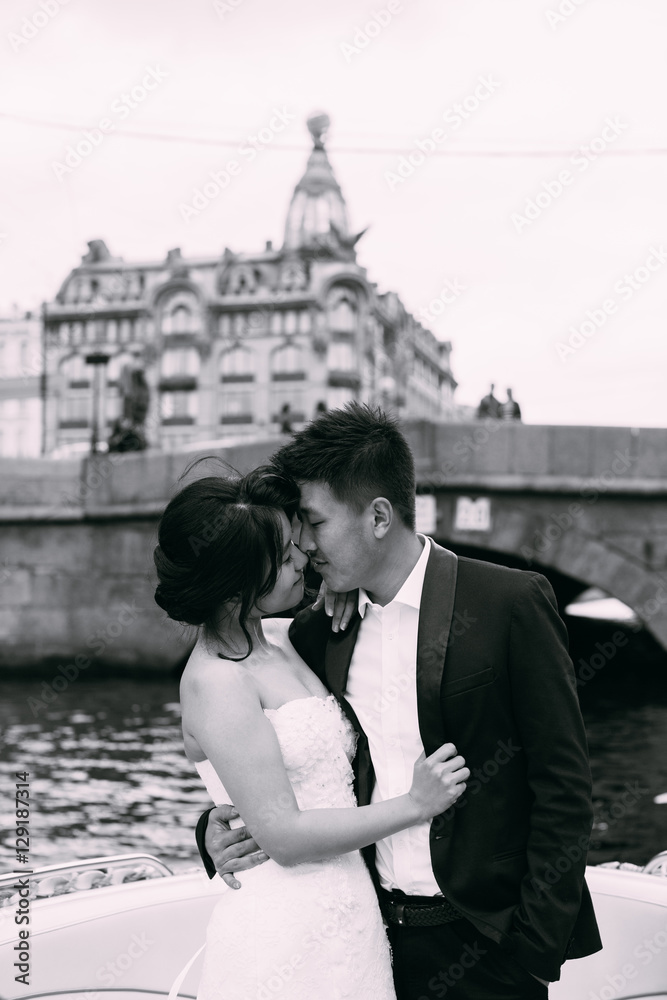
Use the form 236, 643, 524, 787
85, 350, 111, 454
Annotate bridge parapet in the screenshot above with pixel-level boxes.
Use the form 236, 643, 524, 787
402, 422, 667, 492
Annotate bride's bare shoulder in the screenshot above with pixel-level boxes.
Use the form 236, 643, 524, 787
180, 642, 254, 702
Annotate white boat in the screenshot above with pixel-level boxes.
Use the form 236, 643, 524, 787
1, 851, 667, 999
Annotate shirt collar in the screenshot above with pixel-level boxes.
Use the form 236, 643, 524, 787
358, 534, 431, 618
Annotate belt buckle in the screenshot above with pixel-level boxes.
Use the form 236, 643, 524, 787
394, 901, 406, 926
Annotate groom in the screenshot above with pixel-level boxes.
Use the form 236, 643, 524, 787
195, 404, 602, 998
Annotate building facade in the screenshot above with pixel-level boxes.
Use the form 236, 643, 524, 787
0, 311, 43, 457
42, 114, 457, 455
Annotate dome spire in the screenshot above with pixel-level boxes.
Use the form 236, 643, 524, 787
283, 113, 366, 259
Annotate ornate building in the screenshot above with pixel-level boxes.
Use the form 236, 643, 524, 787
43, 113, 457, 454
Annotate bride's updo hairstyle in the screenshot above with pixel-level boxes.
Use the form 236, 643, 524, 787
153, 463, 300, 659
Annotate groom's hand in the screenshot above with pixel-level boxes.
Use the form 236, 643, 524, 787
204, 804, 269, 890
312, 582, 357, 633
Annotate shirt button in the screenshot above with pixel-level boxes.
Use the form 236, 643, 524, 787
387, 633, 394, 641
389, 738, 399, 748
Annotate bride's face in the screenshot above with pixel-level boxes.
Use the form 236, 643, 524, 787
257, 511, 308, 616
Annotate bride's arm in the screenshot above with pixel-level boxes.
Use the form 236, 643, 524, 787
185, 665, 468, 868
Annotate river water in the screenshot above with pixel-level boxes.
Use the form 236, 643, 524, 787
1, 618, 665, 875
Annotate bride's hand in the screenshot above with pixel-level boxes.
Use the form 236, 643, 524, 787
312, 581, 357, 633
408, 744, 470, 821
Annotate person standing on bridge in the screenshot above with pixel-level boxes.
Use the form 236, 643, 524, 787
477, 382, 502, 419
195, 403, 601, 998
501, 387, 522, 421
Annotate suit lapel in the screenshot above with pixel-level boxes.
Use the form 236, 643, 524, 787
323, 612, 361, 700
417, 541, 459, 844
416, 542, 458, 755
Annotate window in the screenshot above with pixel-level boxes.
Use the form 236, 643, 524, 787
270, 385, 305, 423
284, 311, 297, 335
59, 393, 90, 427
327, 340, 355, 372
119, 319, 133, 342
220, 347, 254, 381
161, 390, 198, 423
220, 387, 254, 424
160, 292, 202, 335
298, 311, 311, 334
271, 344, 305, 380
60, 354, 90, 387
161, 347, 200, 378
227, 266, 258, 295
327, 289, 357, 333
326, 386, 356, 411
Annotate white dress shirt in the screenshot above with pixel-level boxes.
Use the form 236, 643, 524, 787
345, 534, 443, 896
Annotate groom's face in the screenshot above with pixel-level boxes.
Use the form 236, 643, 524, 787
297, 481, 374, 594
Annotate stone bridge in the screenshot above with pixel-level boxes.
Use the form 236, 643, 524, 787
1, 422, 666, 675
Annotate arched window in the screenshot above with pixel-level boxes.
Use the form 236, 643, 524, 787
159, 291, 202, 335
220, 347, 255, 381
161, 347, 200, 378
271, 344, 305, 380
327, 340, 356, 372
227, 266, 258, 295
327, 288, 357, 333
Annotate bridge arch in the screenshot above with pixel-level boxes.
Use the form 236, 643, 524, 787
434, 515, 667, 650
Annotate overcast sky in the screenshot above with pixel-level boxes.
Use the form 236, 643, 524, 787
1, 0, 665, 426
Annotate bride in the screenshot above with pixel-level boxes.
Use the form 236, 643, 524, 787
154, 465, 469, 1000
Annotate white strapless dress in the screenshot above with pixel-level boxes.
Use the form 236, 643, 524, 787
194, 693, 396, 1000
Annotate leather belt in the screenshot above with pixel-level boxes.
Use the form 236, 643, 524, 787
379, 888, 464, 928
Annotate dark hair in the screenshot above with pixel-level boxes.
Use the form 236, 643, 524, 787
153, 464, 300, 659
273, 402, 416, 530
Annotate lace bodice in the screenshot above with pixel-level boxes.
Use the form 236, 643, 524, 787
195, 693, 358, 818
194, 673, 396, 999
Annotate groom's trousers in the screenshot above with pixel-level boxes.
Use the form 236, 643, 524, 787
385, 912, 548, 1000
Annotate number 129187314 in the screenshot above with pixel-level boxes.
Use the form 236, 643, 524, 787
15, 772, 30, 866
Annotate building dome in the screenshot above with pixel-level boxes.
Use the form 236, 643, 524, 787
283, 113, 355, 256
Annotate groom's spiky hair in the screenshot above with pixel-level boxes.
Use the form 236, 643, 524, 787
272, 402, 416, 531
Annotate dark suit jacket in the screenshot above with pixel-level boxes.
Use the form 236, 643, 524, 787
285, 542, 602, 982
